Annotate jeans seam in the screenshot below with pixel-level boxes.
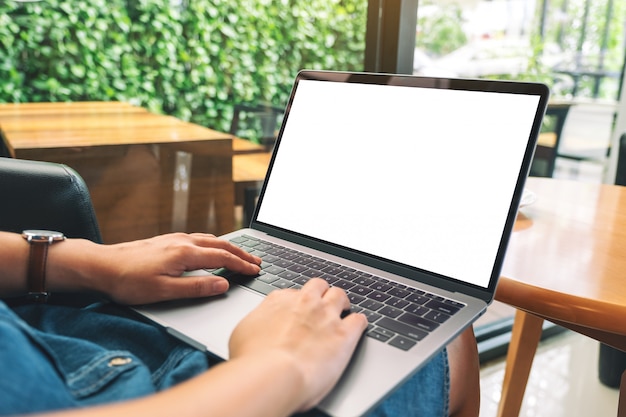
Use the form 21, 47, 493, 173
151, 345, 195, 388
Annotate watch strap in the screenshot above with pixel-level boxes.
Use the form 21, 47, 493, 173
26, 241, 50, 302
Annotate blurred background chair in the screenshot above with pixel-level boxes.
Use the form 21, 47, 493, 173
229, 103, 284, 152
530, 102, 572, 177
230, 103, 283, 226
598, 131, 626, 390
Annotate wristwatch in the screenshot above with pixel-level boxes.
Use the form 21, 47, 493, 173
22, 230, 66, 302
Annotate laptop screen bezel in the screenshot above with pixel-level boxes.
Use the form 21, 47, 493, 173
249, 70, 550, 303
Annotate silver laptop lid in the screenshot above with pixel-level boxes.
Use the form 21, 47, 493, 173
252, 70, 549, 302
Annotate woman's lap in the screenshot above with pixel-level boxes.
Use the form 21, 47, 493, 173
2, 301, 449, 417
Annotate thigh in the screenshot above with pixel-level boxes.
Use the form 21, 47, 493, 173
292, 349, 449, 417
367, 349, 449, 417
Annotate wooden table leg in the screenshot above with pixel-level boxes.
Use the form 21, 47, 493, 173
496, 310, 545, 417
187, 153, 234, 235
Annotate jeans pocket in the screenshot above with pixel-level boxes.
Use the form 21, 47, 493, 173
66, 350, 156, 404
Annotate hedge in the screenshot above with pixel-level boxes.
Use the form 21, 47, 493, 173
0, 0, 366, 132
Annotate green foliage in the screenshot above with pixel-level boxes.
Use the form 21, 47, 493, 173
531, 0, 626, 99
0, 0, 366, 131
416, 2, 467, 57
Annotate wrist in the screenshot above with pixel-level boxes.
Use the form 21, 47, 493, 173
46, 238, 106, 294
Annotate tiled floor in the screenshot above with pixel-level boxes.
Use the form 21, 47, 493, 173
478, 328, 620, 416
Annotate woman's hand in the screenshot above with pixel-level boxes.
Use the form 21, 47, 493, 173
49, 233, 261, 305
229, 278, 368, 412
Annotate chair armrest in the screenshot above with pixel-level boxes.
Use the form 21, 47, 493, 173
0, 158, 102, 243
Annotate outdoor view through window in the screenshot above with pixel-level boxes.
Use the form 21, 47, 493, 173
414, 0, 625, 183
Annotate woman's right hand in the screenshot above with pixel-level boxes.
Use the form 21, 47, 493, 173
229, 278, 368, 412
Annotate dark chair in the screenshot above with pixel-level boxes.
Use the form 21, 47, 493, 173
0, 157, 103, 305
598, 131, 626, 389
530, 102, 571, 177
229, 103, 284, 152
229, 103, 283, 226
0, 157, 102, 242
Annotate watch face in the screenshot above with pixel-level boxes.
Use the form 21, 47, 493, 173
22, 230, 65, 242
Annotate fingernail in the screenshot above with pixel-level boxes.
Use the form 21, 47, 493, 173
213, 279, 229, 293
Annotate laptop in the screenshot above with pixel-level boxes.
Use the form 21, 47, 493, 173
136, 70, 549, 417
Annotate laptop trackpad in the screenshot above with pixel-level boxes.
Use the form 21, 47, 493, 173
135, 283, 264, 360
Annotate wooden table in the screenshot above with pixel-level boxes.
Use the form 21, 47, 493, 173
496, 176, 626, 416
0, 102, 235, 243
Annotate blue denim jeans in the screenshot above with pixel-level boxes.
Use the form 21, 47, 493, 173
0, 301, 448, 416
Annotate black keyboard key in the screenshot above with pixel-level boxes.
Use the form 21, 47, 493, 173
377, 317, 428, 341
360, 299, 384, 311
406, 293, 429, 304
262, 254, 281, 263
425, 293, 444, 302
266, 247, 286, 256
264, 265, 285, 275
367, 329, 392, 342
352, 285, 373, 296
287, 264, 310, 273
367, 327, 396, 342
386, 297, 410, 309
367, 290, 391, 303
337, 271, 358, 280
445, 299, 466, 309
319, 275, 339, 285
278, 270, 300, 280
388, 335, 417, 351
398, 312, 439, 332
256, 244, 273, 252
301, 269, 324, 278
274, 259, 294, 268
307, 261, 327, 270
388, 287, 411, 298
370, 282, 392, 292
281, 252, 300, 261
361, 310, 382, 323
292, 256, 313, 265
272, 278, 295, 289
321, 265, 344, 275
229, 236, 249, 244
404, 304, 429, 316
257, 274, 279, 284
333, 279, 356, 290
348, 293, 366, 304
353, 276, 375, 286
241, 278, 277, 295
293, 276, 311, 285
424, 310, 451, 324
379, 305, 403, 318
425, 299, 461, 315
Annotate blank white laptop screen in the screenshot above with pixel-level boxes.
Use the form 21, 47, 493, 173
256, 79, 541, 289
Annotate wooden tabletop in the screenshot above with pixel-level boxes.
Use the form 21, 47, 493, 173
0, 102, 233, 155
0, 101, 237, 240
498, 176, 626, 336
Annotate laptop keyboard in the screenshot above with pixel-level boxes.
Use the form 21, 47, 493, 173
206, 235, 465, 351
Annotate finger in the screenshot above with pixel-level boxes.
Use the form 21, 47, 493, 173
157, 275, 230, 300
322, 286, 351, 312
188, 233, 261, 261
181, 247, 261, 275
198, 237, 262, 266
300, 277, 330, 296
342, 311, 368, 333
